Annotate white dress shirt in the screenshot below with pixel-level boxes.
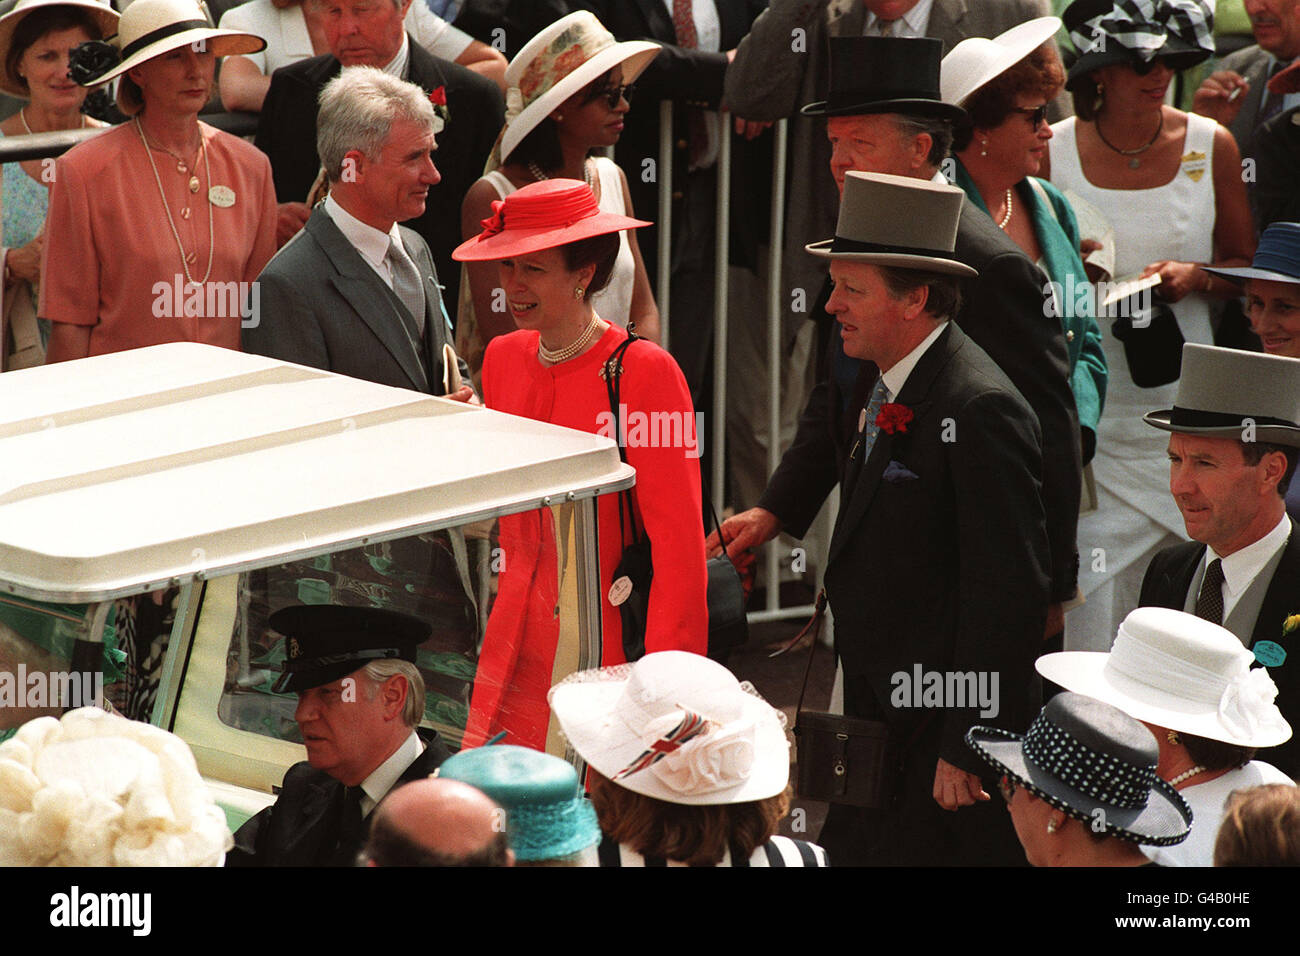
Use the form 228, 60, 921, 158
1197, 512, 1292, 624
880, 321, 948, 401
323, 194, 408, 290
864, 0, 934, 37
359, 729, 424, 816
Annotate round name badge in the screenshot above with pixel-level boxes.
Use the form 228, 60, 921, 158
1254, 640, 1287, 668
209, 185, 236, 208
608, 576, 633, 607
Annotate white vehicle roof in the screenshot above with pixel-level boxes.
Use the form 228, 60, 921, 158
0, 343, 632, 602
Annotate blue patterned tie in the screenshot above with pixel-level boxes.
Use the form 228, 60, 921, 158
852, 377, 889, 465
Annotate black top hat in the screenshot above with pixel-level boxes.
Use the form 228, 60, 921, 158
801, 36, 966, 120
269, 605, 429, 693
1063, 0, 1215, 90
967, 692, 1192, 847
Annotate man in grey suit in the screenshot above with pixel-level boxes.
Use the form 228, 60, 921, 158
245, 67, 471, 398
1194, 0, 1300, 194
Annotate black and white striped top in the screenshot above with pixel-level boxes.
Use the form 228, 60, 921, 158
596, 834, 829, 867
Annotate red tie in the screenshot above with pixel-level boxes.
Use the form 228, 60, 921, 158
671, 0, 708, 168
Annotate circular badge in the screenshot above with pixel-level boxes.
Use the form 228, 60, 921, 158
1254, 640, 1287, 668
209, 185, 236, 208
608, 576, 633, 607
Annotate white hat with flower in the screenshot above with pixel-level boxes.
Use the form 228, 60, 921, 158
548, 650, 790, 805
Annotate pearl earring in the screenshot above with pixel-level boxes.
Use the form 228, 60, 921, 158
573, 286, 585, 300
1046, 817, 1059, 834
980, 138, 988, 157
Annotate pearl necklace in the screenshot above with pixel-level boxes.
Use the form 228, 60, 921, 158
136, 117, 214, 287
528, 158, 594, 189
1168, 764, 1206, 787
538, 314, 601, 364
20, 107, 88, 135
998, 188, 1013, 229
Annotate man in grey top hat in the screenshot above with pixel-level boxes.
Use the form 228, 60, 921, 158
227, 605, 451, 867
1138, 343, 1300, 776
805, 170, 1050, 866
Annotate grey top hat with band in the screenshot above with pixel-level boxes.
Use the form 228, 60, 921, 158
270, 604, 428, 694
967, 692, 1192, 847
805, 171, 977, 278
1143, 343, 1300, 446
801, 35, 966, 120
1205, 221, 1300, 286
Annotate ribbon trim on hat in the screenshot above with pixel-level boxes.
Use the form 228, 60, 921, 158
1022, 710, 1154, 810
1219, 668, 1287, 741
1069, 0, 1214, 63
613, 709, 708, 779
480, 200, 507, 237
516, 20, 616, 104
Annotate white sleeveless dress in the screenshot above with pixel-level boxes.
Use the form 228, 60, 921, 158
480, 157, 636, 328
1049, 113, 1219, 651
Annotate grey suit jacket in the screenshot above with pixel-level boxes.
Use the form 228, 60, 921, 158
723, 0, 1061, 347
244, 206, 469, 394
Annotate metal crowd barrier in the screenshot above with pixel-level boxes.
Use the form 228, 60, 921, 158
654, 105, 818, 626
0, 110, 258, 164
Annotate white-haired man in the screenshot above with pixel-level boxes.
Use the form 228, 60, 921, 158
228, 604, 450, 867
246, 68, 471, 397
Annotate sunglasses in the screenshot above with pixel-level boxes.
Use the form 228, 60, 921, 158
1009, 104, 1049, 129
999, 775, 1018, 804
582, 83, 635, 108
1131, 56, 1174, 76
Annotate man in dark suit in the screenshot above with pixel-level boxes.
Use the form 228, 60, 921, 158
228, 605, 452, 867
255, 0, 503, 310
808, 170, 1050, 865
712, 38, 1080, 647
245, 68, 471, 397
1138, 343, 1300, 777
1193, 0, 1300, 168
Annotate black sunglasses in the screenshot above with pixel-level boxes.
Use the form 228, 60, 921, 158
582, 83, 635, 108
1131, 56, 1174, 76
1009, 104, 1049, 129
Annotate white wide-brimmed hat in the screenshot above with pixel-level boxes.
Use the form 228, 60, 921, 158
68, 0, 263, 97
500, 10, 659, 163
1143, 343, 1300, 446
548, 651, 790, 806
805, 171, 977, 277
1036, 607, 1293, 749
0, 0, 119, 97
940, 16, 1061, 107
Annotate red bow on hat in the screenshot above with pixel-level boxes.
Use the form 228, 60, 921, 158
480, 200, 506, 237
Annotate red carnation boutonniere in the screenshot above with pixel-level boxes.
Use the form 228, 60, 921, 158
876, 402, 914, 435
429, 85, 449, 133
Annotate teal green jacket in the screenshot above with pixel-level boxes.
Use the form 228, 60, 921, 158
953, 160, 1108, 443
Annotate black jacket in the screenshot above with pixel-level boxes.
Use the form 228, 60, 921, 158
255, 40, 504, 310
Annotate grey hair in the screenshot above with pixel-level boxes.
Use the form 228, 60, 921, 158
890, 114, 954, 169
317, 66, 438, 183
362, 659, 426, 728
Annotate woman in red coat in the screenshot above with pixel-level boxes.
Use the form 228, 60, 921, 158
454, 179, 708, 750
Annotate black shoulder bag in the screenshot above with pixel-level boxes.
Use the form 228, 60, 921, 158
603, 333, 748, 663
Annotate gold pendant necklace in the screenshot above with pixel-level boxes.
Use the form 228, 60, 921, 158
136, 118, 214, 286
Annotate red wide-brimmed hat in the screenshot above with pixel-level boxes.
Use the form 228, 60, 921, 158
452, 179, 650, 262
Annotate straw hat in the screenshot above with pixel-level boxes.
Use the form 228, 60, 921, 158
500, 11, 659, 163
967, 692, 1192, 847
452, 178, 649, 262
940, 17, 1062, 107
436, 745, 600, 862
548, 651, 790, 806
0, 0, 118, 98
67, 0, 263, 112
1036, 608, 1293, 749
805, 171, 977, 277
1143, 343, 1300, 446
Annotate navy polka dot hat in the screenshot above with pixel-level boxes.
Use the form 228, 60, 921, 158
966, 692, 1192, 847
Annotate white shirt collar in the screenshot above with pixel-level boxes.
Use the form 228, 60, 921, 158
359, 729, 424, 816
324, 193, 403, 281
880, 321, 947, 401
865, 0, 933, 37
1209, 512, 1292, 600
382, 32, 410, 79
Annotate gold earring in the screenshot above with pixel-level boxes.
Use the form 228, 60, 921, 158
980, 138, 988, 157
1046, 817, 1059, 834
1167, 730, 1181, 745
1094, 84, 1104, 112
554, 113, 564, 122
573, 286, 585, 300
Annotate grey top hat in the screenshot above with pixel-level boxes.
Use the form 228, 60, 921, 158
1144, 343, 1300, 446
805, 171, 977, 278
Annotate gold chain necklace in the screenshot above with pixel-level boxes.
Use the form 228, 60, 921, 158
135, 117, 214, 286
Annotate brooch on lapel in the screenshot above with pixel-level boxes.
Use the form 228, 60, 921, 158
876, 402, 913, 435
882, 460, 919, 483
1256, 614, 1298, 667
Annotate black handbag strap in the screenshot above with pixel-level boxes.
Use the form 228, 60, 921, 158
604, 331, 642, 548
769, 589, 829, 719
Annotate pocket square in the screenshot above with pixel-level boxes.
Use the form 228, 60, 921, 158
882, 460, 919, 483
